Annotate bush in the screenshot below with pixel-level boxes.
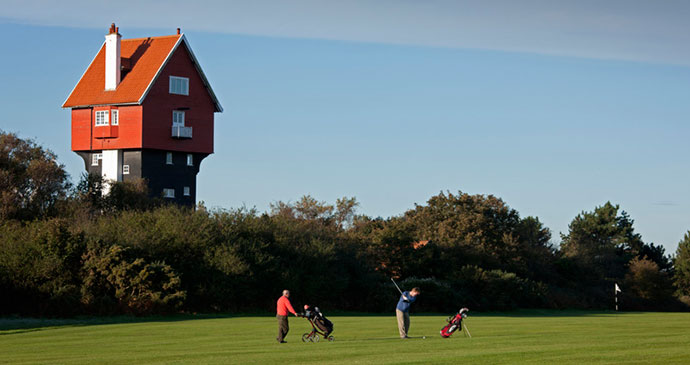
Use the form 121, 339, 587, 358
81, 244, 185, 315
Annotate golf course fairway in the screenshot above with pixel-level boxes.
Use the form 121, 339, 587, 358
2, 311, 689, 364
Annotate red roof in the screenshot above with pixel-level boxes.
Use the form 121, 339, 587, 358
63, 34, 222, 112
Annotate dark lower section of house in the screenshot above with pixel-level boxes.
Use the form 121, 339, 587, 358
76, 149, 209, 206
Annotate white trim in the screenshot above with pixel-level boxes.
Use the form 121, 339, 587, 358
64, 35, 224, 113
138, 35, 184, 107
172, 110, 185, 126
66, 101, 140, 109
179, 35, 224, 112
62, 41, 106, 108
169, 76, 189, 95
95, 110, 109, 126
137, 35, 223, 112
91, 153, 102, 166
111, 109, 119, 125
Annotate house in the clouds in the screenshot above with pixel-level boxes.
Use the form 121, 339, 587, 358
63, 23, 222, 205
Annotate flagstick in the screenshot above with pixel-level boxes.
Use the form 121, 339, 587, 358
614, 282, 620, 312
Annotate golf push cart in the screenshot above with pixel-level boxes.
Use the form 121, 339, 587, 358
299, 305, 334, 342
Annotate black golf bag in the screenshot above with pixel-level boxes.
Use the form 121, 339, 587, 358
304, 305, 333, 336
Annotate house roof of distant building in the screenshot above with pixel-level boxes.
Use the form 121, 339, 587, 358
62, 33, 223, 112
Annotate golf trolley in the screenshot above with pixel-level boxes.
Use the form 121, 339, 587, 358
300, 305, 334, 342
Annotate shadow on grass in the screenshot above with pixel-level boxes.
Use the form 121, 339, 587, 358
467, 309, 624, 317
327, 309, 624, 318
0, 313, 239, 335
0, 309, 631, 335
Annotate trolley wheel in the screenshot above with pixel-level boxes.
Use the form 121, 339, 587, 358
328, 336, 335, 342
302, 333, 310, 342
313, 334, 320, 342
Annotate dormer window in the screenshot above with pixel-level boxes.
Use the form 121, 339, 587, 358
169, 76, 189, 95
95, 110, 109, 126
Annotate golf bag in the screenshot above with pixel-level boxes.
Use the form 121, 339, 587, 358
301, 305, 334, 342
440, 308, 469, 338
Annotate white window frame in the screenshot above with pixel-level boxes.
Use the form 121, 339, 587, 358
169, 76, 189, 95
163, 188, 175, 198
183, 186, 190, 196
172, 110, 185, 127
122, 165, 130, 174
91, 153, 102, 166
95, 111, 109, 126
186, 154, 193, 166
111, 110, 119, 126
166, 152, 173, 165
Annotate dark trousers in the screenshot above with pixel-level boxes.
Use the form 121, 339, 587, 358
277, 315, 289, 342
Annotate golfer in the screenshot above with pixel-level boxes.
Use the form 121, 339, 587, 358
276, 289, 298, 343
395, 287, 420, 339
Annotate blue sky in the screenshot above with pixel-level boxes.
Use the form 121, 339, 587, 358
1, 1, 689, 253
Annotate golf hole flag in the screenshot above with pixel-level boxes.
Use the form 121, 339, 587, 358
615, 283, 622, 293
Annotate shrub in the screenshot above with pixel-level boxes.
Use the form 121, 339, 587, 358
81, 244, 186, 315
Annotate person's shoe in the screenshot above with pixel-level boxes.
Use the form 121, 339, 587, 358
280, 340, 287, 343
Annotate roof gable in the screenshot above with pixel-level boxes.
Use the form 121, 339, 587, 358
63, 34, 222, 112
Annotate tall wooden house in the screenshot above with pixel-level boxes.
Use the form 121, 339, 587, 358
63, 24, 222, 205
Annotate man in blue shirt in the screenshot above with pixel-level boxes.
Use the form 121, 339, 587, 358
396, 287, 421, 338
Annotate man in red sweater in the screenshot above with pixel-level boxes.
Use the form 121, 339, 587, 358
276, 289, 298, 343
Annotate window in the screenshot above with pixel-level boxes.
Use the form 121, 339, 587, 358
111, 110, 119, 125
91, 153, 103, 166
122, 165, 130, 174
172, 110, 185, 127
163, 188, 175, 198
183, 186, 190, 196
187, 154, 193, 166
169, 76, 189, 95
166, 152, 173, 165
95, 111, 109, 126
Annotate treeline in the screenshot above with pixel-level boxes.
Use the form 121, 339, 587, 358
1, 131, 690, 316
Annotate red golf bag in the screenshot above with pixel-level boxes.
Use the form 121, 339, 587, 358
440, 308, 469, 338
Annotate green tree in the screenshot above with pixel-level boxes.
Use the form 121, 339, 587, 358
674, 232, 690, 297
560, 202, 644, 280
72, 173, 160, 214
402, 191, 555, 281
0, 131, 71, 220
637, 242, 673, 273
624, 257, 674, 303
81, 244, 186, 315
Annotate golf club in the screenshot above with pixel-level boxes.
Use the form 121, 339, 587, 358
390, 278, 404, 295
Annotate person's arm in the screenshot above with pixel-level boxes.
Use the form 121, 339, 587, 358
286, 299, 298, 316
401, 291, 410, 302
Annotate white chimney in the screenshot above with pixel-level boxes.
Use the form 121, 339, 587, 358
105, 23, 121, 91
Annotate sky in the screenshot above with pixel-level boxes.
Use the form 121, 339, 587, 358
1, 1, 689, 253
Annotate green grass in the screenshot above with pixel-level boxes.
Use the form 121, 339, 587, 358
2, 311, 690, 364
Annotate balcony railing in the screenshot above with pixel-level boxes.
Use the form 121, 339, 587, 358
172, 126, 193, 139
